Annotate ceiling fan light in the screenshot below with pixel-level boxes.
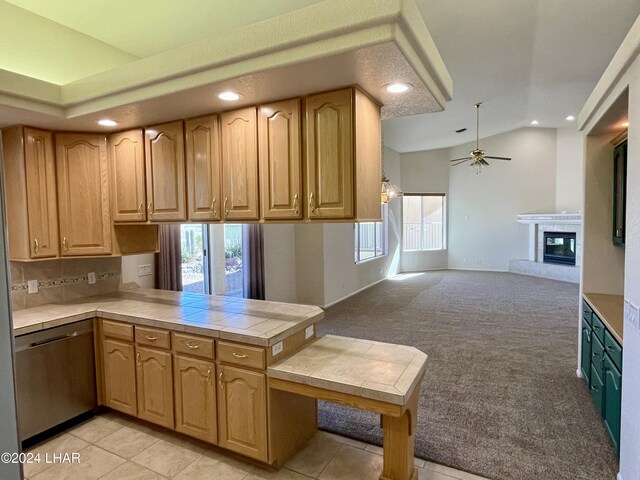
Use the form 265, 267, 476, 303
381, 175, 402, 203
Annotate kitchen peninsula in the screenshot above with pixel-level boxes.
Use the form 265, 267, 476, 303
13, 287, 427, 480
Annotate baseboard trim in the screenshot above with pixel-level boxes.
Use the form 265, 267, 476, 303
322, 277, 387, 308
576, 368, 583, 379
447, 267, 509, 273
617, 472, 623, 480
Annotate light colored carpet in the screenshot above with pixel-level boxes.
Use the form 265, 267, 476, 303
316, 271, 618, 480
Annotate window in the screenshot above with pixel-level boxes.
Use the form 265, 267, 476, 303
355, 205, 388, 263
402, 194, 445, 251
180, 224, 210, 293
223, 224, 244, 297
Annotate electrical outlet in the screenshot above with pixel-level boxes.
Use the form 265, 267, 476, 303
624, 300, 639, 330
138, 264, 152, 277
272, 341, 284, 357
27, 280, 38, 294
88, 272, 96, 284
305, 325, 314, 340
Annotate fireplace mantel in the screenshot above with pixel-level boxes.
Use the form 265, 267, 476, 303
517, 213, 582, 224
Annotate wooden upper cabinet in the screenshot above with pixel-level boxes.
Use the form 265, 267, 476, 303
144, 121, 187, 222
56, 133, 112, 256
221, 107, 259, 221
110, 129, 146, 222
305, 89, 354, 219
304, 88, 381, 221
185, 115, 222, 221
259, 99, 302, 220
2, 127, 59, 260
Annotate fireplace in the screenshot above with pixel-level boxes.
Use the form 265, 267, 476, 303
543, 232, 576, 265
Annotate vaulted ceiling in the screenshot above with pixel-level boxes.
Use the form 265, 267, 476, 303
0, 0, 638, 152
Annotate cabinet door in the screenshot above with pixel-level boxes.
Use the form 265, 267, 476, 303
259, 99, 302, 219
590, 364, 604, 416
144, 122, 187, 221
603, 355, 622, 452
110, 129, 146, 222
136, 346, 174, 429
221, 107, 259, 221
217, 365, 267, 461
612, 141, 626, 245
24, 128, 59, 258
56, 133, 112, 256
185, 115, 222, 221
174, 355, 217, 444
103, 339, 137, 416
580, 321, 591, 384
304, 88, 354, 219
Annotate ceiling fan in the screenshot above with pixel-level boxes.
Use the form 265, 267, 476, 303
450, 102, 511, 173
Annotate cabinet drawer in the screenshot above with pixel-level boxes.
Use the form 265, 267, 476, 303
591, 333, 605, 378
218, 341, 265, 370
102, 319, 133, 342
591, 313, 606, 345
604, 329, 622, 372
582, 300, 592, 326
173, 332, 215, 359
135, 326, 171, 349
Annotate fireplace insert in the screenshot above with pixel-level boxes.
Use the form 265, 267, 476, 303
543, 232, 576, 265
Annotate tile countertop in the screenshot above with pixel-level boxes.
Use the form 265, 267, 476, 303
12, 288, 324, 347
268, 335, 428, 406
584, 292, 624, 345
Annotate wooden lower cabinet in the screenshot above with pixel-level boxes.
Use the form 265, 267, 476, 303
603, 355, 622, 452
136, 346, 174, 429
218, 365, 268, 461
102, 338, 137, 416
174, 355, 217, 444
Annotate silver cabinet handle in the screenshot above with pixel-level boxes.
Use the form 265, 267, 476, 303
147, 201, 153, 218
136, 352, 141, 366
186, 342, 199, 349
34, 238, 39, 254
211, 198, 217, 218
224, 197, 229, 217
62, 237, 68, 252
232, 352, 248, 359
145, 335, 157, 341
218, 371, 224, 388
293, 193, 299, 215
207, 368, 212, 385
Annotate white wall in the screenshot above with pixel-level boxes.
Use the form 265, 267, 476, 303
263, 224, 297, 303
448, 127, 557, 271
399, 148, 449, 271
121, 253, 156, 289
556, 127, 585, 213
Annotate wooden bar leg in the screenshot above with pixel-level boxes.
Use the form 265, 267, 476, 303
379, 386, 420, 480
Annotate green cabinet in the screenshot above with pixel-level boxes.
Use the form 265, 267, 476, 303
581, 297, 623, 454
580, 320, 592, 383
612, 140, 627, 246
603, 355, 622, 453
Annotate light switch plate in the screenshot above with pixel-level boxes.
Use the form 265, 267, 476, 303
88, 272, 96, 284
305, 325, 314, 340
138, 264, 152, 277
27, 280, 38, 294
272, 341, 283, 357
624, 300, 639, 330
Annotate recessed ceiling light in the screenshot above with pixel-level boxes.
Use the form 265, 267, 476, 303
98, 119, 119, 127
530, 120, 539, 125
621, 121, 629, 127
385, 83, 413, 94
218, 91, 242, 101
566, 115, 575, 121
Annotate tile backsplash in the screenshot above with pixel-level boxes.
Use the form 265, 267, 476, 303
10, 257, 121, 310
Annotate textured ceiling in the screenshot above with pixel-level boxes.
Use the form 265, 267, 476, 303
383, 0, 640, 152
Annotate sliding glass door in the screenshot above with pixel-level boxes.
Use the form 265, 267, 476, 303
180, 224, 210, 294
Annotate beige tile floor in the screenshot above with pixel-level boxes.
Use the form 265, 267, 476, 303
22, 413, 489, 480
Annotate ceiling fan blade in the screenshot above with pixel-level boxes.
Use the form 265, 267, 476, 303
449, 157, 472, 163
451, 159, 471, 166
483, 155, 512, 161
481, 159, 489, 166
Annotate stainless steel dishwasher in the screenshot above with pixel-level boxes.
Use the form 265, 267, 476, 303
14, 319, 97, 441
